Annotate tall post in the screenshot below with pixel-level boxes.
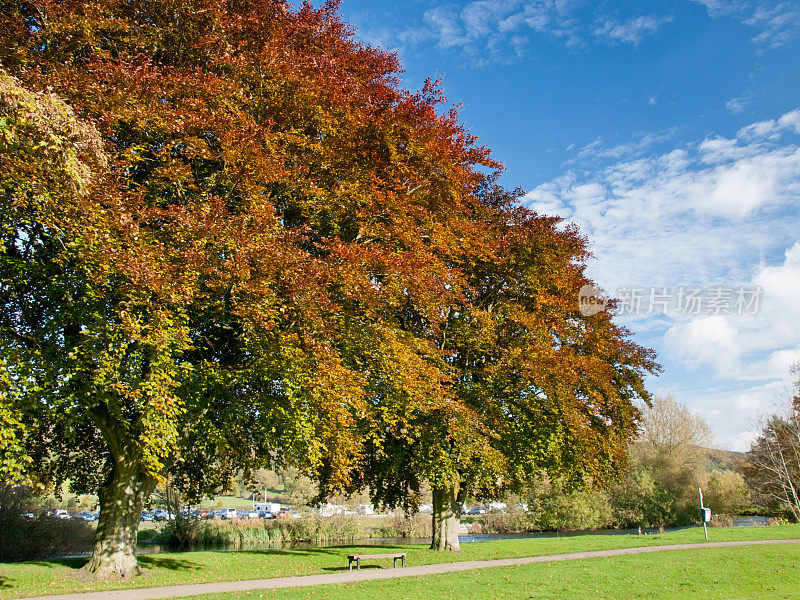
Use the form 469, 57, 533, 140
699, 487, 708, 541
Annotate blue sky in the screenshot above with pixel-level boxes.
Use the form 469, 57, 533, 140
322, 0, 800, 451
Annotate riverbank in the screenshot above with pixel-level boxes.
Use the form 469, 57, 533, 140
2, 524, 800, 599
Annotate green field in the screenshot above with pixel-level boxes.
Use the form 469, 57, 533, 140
1, 525, 799, 599
174, 543, 800, 600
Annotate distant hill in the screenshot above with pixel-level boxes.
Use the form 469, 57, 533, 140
701, 447, 746, 471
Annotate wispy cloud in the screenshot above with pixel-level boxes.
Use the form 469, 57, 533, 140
692, 0, 749, 18
746, 2, 800, 49
726, 95, 750, 114
565, 129, 678, 165
694, 0, 800, 48
594, 15, 674, 45
364, 1, 671, 63
420, 0, 586, 58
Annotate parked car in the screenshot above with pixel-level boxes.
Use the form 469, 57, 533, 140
140, 511, 155, 522
44, 508, 71, 519
220, 508, 238, 520
258, 510, 275, 519
467, 507, 488, 515
74, 511, 98, 521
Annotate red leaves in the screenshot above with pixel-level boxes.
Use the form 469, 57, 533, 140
0, 0, 656, 501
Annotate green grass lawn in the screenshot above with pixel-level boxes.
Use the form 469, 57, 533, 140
173, 543, 800, 600
1, 525, 799, 599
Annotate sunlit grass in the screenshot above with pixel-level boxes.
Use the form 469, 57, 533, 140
1, 524, 799, 599
174, 543, 800, 600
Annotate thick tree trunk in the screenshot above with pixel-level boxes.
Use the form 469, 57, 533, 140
81, 452, 156, 580
430, 482, 466, 552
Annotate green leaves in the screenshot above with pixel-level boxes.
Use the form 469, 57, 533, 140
0, 359, 32, 483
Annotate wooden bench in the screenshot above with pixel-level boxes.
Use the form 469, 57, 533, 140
347, 552, 406, 570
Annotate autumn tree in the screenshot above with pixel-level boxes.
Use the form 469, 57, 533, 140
0, 0, 497, 577
317, 187, 658, 551
633, 394, 713, 496
615, 395, 715, 526
744, 365, 800, 518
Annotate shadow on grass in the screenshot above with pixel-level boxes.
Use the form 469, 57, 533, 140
0, 575, 12, 588
22, 557, 88, 569
137, 556, 204, 572
227, 542, 410, 559
322, 565, 387, 572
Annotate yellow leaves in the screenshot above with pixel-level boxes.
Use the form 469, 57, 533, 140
0, 69, 107, 197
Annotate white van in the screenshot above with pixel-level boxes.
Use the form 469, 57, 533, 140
255, 502, 281, 514
221, 508, 238, 519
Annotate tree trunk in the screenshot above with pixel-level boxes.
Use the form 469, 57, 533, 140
81, 451, 156, 580
430, 482, 466, 552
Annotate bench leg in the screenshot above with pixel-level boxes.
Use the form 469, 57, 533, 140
402, 556, 405, 567
349, 558, 352, 571
357, 558, 361, 570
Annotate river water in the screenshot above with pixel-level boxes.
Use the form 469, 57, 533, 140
133, 526, 691, 556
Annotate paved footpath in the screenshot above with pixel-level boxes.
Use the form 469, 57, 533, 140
11, 539, 800, 600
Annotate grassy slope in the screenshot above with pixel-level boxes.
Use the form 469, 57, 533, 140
702, 447, 746, 471
1, 525, 799, 599
175, 543, 800, 600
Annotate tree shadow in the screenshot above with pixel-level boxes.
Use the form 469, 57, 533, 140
322, 565, 386, 572
0, 575, 12, 588
22, 558, 87, 569
137, 556, 203, 572
230, 543, 409, 559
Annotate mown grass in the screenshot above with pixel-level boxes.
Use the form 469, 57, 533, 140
1, 525, 799, 599
173, 543, 800, 600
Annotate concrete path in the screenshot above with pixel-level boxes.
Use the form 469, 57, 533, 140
10, 539, 800, 600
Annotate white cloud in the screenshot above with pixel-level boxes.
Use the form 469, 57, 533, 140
695, 0, 800, 48
373, 1, 674, 62
528, 108, 800, 290
424, 6, 467, 49
779, 109, 800, 133
726, 96, 749, 114
357, 0, 798, 65
664, 239, 800, 382
692, 0, 748, 18
525, 109, 800, 451
681, 380, 793, 450
665, 316, 740, 373
595, 15, 673, 45
747, 2, 800, 48
567, 130, 677, 164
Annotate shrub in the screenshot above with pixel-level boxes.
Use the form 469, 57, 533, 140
611, 470, 690, 528
479, 511, 538, 533
166, 514, 368, 548
376, 513, 431, 538
704, 470, 750, 515
531, 485, 613, 531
